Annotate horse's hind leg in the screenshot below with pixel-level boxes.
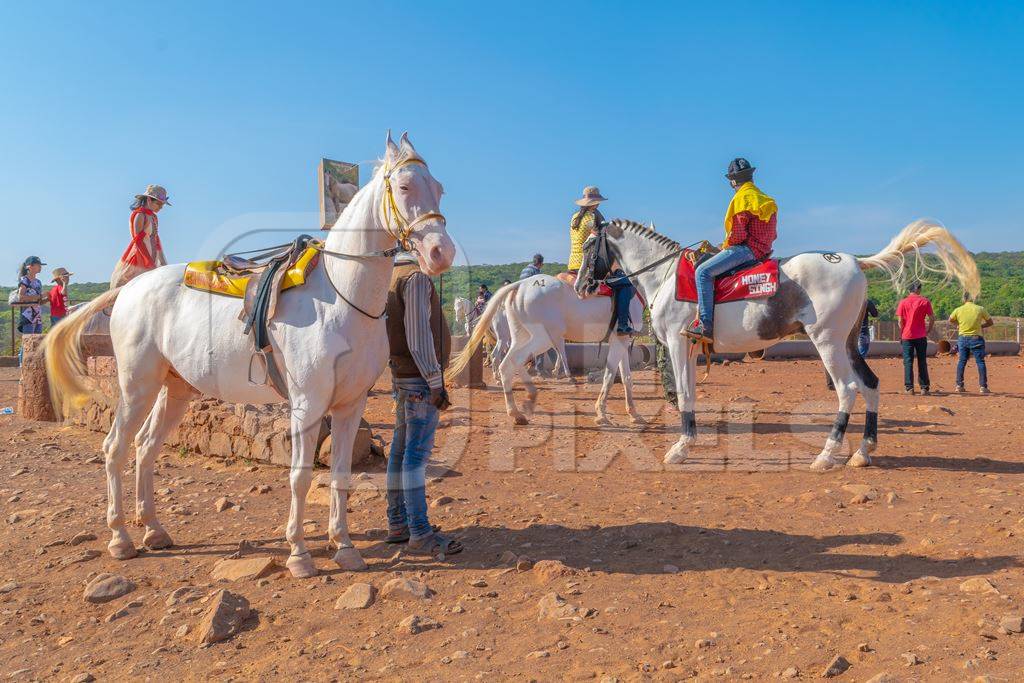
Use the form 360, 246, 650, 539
809, 335, 859, 472
134, 383, 192, 549
847, 346, 879, 468
105, 374, 166, 560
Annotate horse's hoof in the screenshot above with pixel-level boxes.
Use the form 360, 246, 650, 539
333, 546, 367, 571
809, 455, 842, 472
663, 445, 688, 465
511, 413, 529, 426
847, 451, 871, 468
629, 415, 647, 426
108, 539, 139, 560
594, 416, 612, 427
143, 527, 173, 550
286, 552, 319, 579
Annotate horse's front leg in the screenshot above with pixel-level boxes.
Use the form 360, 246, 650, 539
285, 409, 322, 578
664, 336, 697, 465
327, 397, 369, 571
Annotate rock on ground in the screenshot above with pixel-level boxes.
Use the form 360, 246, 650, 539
537, 592, 581, 620
398, 614, 440, 634
196, 590, 252, 645
531, 559, 578, 584
822, 655, 850, 677
959, 577, 998, 594
211, 556, 281, 581
83, 573, 136, 603
335, 583, 376, 609
380, 578, 433, 601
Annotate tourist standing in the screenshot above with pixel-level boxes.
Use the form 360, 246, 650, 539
520, 253, 544, 279
110, 184, 170, 287
384, 251, 462, 557
895, 282, 935, 395
48, 267, 72, 326
949, 292, 993, 394
15, 256, 44, 365
859, 298, 878, 357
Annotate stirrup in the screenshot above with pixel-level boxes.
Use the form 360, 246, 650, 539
247, 349, 271, 387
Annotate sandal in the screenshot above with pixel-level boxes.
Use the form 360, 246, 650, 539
407, 531, 463, 559
386, 524, 440, 544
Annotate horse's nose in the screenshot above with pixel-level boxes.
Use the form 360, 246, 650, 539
429, 245, 444, 265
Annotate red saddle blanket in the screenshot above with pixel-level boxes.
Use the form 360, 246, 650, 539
675, 251, 779, 303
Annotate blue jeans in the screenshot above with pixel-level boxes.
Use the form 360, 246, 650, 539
607, 269, 636, 332
858, 331, 870, 358
386, 378, 439, 539
694, 245, 756, 329
956, 336, 988, 388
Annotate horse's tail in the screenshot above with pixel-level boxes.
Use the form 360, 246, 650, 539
857, 219, 980, 297
42, 287, 122, 410
448, 283, 518, 378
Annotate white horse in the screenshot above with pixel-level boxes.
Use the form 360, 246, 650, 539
451, 275, 645, 426
574, 219, 979, 470
43, 132, 455, 578
453, 296, 473, 335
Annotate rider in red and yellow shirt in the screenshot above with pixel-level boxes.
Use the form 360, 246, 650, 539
685, 158, 777, 343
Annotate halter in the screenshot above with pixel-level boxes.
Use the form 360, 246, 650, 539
379, 156, 446, 251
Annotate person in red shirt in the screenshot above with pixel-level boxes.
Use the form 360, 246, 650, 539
47, 267, 72, 326
895, 281, 935, 395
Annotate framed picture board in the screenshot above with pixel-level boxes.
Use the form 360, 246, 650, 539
318, 158, 359, 229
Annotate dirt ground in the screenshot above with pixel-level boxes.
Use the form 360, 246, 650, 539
1, 354, 1023, 682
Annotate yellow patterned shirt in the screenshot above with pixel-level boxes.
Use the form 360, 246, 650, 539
568, 208, 601, 270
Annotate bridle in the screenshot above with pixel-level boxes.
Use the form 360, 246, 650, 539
379, 156, 446, 252
580, 221, 688, 295
317, 155, 447, 319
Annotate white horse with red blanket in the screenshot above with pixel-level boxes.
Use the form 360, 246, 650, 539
450, 276, 645, 426
574, 219, 978, 470
43, 133, 455, 578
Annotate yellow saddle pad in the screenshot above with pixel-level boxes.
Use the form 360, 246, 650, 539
183, 246, 321, 298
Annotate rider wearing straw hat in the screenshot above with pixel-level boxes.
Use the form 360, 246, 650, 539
110, 184, 171, 287
568, 186, 637, 336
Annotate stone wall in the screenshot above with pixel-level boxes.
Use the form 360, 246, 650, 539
68, 355, 380, 467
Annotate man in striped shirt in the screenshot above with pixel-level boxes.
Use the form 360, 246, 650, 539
384, 252, 463, 558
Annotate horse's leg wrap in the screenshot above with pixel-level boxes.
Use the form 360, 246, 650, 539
682, 410, 697, 440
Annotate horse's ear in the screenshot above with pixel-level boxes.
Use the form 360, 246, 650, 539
385, 130, 399, 161
399, 132, 416, 157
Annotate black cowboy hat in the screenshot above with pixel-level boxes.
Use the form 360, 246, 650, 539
726, 158, 756, 180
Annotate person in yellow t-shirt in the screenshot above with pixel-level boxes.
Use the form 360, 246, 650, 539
949, 292, 994, 393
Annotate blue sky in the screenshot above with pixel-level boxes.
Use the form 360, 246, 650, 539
2, 1, 1022, 281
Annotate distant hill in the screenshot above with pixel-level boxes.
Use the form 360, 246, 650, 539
2, 252, 1021, 353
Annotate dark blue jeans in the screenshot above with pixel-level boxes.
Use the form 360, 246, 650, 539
956, 336, 988, 389
607, 269, 635, 333
695, 245, 756, 329
901, 337, 930, 390
386, 378, 439, 540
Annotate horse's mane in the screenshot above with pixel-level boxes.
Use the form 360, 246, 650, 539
607, 219, 681, 250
